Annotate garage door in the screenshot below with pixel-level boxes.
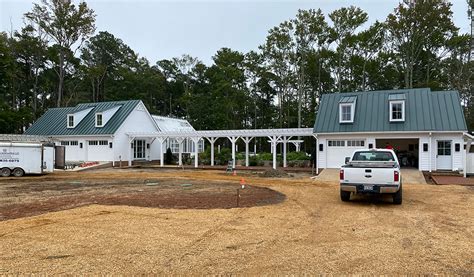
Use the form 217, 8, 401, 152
326, 140, 365, 168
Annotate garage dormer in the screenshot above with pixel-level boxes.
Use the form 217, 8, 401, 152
67, 107, 93, 128
389, 94, 406, 122
339, 96, 357, 124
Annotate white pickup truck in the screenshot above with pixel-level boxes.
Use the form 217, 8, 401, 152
340, 149, 402, 204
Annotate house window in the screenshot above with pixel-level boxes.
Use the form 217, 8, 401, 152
423, 143, 428, 152
328, 140, 345, 147
455, 143, 460, 152
60, 141, 69, 146
339, 104, 354, 123
96, 113, 103, 127
70, 141, 78, 146
347, 140, 365, 147
390, 101, 405, 122
67, 115, 74, 128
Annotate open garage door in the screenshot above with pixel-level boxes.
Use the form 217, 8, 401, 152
376, 138, 419, 168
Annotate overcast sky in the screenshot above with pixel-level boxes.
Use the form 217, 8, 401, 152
1, 0, 471, 65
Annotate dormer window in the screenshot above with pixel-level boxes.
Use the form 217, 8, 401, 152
67, 114, 74, 128
96, 113, 103, 127
339, 96, 356, 123
388, 94, 406, 122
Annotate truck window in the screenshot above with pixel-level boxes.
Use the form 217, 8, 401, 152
353, 151, 394, 162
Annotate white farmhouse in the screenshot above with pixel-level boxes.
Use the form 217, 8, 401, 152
24, 100, 200, 164
313, 88, 469, 172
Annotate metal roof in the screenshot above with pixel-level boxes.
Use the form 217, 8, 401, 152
339, 96, 357, 103
313, 88, 467, 133
152, 115, 195, 132
388, 93, 406, 100
24, 100, 141, 136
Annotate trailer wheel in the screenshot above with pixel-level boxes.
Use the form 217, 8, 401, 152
1, 167, 11, 177
12, 168, 24, 177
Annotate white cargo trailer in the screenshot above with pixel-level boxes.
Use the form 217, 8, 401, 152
0, 142, 55, 177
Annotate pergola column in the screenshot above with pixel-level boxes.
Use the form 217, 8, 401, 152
128, 136, 135, 166
191, 137, 201, 168
227, 136, 239, 169
281, 136, 292, 168
206, 137, 217, 166
241, 137, 254, 167
176, 137, 184, 166
268, 135, 281, 170
157, 137, 166, 167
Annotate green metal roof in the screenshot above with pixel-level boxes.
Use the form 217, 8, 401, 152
313, 88, 467, 133
25, 100, 141, 136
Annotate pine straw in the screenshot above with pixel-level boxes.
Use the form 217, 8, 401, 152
0, 169, 473, 275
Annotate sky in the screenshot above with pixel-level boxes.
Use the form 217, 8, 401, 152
0, 0, 471, 65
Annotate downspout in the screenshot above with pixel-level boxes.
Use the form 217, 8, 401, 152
111, 135, 115, 167
315, 134, 319, 175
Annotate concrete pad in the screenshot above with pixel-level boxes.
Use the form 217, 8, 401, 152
314, 168, 426, 184
400, 169, 426, 184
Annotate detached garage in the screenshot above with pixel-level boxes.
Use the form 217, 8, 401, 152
314, 88, 468, 172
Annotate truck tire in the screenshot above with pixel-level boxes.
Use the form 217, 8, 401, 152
12, 168, 24, 177
340, 190, 351, 202
1, 167, 11, 177
393, 183, 402, 205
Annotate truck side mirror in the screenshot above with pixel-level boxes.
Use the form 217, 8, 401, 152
345, 157, 350, 164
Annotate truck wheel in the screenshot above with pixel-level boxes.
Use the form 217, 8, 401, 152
393, 184, 402, 205
1, 168, 11, 177
340, 190, 351, 202
12, 168, 24, 177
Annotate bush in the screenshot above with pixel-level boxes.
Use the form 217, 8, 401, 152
165, 148, 174, 164
249, 155, 258, 166
286, 151, 310, 161
216, 147, 232, 165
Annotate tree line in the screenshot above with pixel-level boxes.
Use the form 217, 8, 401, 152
0, 0, 473, 135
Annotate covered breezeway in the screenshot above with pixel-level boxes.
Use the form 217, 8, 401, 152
126, 128, 315, 170
375, 138, 419, 168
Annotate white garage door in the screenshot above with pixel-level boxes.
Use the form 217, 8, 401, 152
326, 139, 365, 168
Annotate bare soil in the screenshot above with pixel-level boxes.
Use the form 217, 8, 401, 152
0, 177, 285, 221
0, 168, 473, 275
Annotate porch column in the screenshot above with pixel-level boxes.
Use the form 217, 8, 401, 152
228, 136, 239, 169
206, 137, 217, 166
464, 138, 472, 178
241, 137, 253, 167
314, 134, 318, 175
429, 133, 432, 172
191, 137, 201, 168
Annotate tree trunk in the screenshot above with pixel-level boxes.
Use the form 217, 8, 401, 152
57, 50, 64, 107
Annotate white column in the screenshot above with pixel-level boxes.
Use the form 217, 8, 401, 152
268, 136, 280, 170
283, 137, 287, 168
241, 137, 253, 167
128, 137, 134, 167
206, 137, 217, 166
314, 134, 319, 175
429, 133, 432, 172
159, 138, 166, 167
177, 138, 184, 166
191, 137, 201, 168
228, 136, 239, 169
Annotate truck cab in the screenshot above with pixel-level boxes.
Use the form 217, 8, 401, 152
340, 149, 402, 204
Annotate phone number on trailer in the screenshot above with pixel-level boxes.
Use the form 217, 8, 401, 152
0, 159, 19, 162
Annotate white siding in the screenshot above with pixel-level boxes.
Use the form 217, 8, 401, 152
317, 132, 464, 171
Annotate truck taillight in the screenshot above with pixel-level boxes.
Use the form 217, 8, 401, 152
340, 169, 344, 180
394, 170, 399, 182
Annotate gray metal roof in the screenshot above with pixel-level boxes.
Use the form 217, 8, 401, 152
25, 100, 141, 136
313, 88, 467, 133
339, 96, 357, 103
388, 93, 406, 100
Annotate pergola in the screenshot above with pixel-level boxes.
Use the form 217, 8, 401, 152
126, 128, 315, 170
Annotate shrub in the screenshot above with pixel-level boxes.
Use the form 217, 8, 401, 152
286, 151, 310, 161
165, 148, 174, 164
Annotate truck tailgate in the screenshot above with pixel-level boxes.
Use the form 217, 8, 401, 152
342, 167, 397, 185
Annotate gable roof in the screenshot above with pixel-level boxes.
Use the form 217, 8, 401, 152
313, 88, 467, 133
152, 115, 195, 132
25, 100, 142, 136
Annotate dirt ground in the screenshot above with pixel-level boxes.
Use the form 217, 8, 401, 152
0, 168, 473, 275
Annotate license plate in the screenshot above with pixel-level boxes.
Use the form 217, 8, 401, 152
363, 185, 373, 191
